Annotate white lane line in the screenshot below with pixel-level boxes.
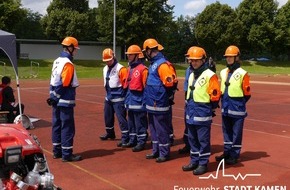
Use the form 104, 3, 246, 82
172, 115, 290, 139
251, 80, 290, 86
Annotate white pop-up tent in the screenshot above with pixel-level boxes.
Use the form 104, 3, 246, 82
0, 29, 23, 115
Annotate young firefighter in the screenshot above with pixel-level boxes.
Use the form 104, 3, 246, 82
178, 47, 195, 154
48, 36, 82, 162
215, 45, 251, 165
143, 38, 178, 163
124, 45, 148, 152
99, 48, 129, 147
182, 46, 221, 175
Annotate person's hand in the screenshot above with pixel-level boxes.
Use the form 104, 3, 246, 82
46, 98, 57, 106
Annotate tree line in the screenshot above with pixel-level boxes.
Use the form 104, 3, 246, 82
1, 0, 289, 62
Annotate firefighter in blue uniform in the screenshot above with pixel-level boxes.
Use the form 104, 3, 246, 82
123, 45, 148, 152
143, 38, 178, 163
48, 36, 82, 162
215, 45, 251, 165
99, 48, 129, 147
178, 47, 195, 154
158, 46, 175, 146
181, 46, 221, 175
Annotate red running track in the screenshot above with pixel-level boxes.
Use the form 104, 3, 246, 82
18, 74, 290, 190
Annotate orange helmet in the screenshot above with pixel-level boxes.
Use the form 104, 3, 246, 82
102, 48, 114, 62
186, 46, 207, 60
138, 53, 145, 59
61, 37, 80, 49
224, 45, 240, 56
185, 46, 197, 56
125, 45, 142, 55
143, 38, 163, 51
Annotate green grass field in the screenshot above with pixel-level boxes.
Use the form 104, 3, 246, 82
0, 59, 289, 80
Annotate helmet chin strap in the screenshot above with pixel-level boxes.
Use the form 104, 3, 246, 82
145, 49, 154, 61
65, 46, 75, 57
129, 55, 138, 65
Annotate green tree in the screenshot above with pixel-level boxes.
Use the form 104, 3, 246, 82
195, 2, 242, 60
237, 0, 278, 58
46, 0, 89, 13
0, 0, 26, 34
273, 1, 290, 60
41, 0, 97, 41
96, 0, 174, 47
163, 15, 197, 63
14, 10, 45, 39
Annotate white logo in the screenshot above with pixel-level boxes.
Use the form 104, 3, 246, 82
134, 70, 140, 78
199, 159, 261, 180
151, 63, 157, 71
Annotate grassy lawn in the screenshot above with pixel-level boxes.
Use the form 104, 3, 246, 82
0, 59, 289, 80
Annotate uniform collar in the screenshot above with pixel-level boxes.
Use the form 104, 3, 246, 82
150, 52, 165, 63
227, 62, 240, 73
60, 51, 73, 61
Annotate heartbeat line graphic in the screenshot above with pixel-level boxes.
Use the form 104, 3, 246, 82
199, 159, 261, 180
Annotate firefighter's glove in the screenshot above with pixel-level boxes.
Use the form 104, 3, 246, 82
46, 98, 57, 106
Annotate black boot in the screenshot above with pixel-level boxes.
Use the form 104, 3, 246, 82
182, 163, 198, 171
99, 133, 116, 140
146, 153, 159, 159
62, 154, 82, 162
225, 157, 238, 165
193, 165, 208, 175
215, 153, 229, 161
132, 144, 145, 152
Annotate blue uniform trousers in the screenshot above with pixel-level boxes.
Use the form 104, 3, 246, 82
183, 104, 190, 148
148, 113, 171, 158
128, 110, 148, 146
104, 100, 129, 143
222, 115, 244, 159
188, 124, 211, 166
169, 106, 174, 143
52, 106, 75, 159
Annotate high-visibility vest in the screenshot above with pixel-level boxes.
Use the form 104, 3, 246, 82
103, 63, 124, 88
50, 57, 79, 87
124, 64, 146, 91
220, 68, 247, 97
186, 69, 215, 103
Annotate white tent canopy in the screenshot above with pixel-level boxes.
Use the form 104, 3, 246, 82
0, 29, 22, 115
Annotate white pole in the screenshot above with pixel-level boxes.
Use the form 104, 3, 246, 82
113, 0, 116, 53
16, 75, 23, 116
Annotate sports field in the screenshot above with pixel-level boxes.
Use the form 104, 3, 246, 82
19, 74, 290, 190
